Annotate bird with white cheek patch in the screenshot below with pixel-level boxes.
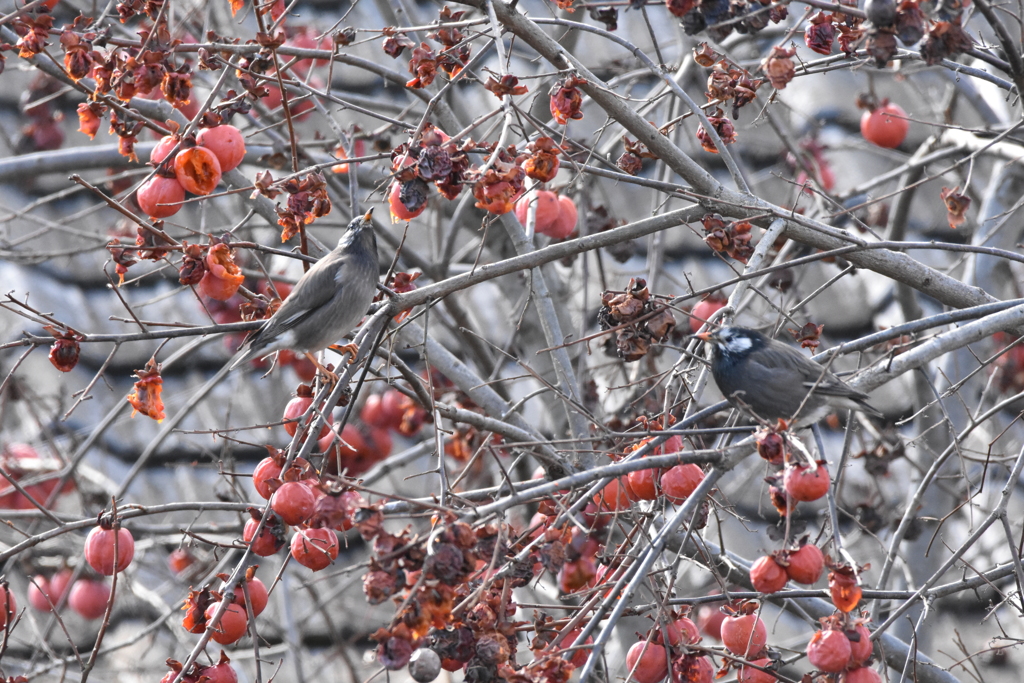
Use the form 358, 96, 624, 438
696, 326, 881, 426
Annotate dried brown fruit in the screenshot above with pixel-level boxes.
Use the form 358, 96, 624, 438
940, 186, 970, 229
77, 102, 106, 139
471, 157, 525, 215
895, 0, 925, 44
696, 110, 736, 154
484, 74, 528, 99
805, 12, 836, 55
521, 137, 562, 182
549, 75, 585, 125
762, 46, 796, 89
127, 358, 165, 421
45, 326, 82, 372
407, 43, 437, 89
789, 322, 824, 350
827, 560, 864, 612
617, 152, 642, 175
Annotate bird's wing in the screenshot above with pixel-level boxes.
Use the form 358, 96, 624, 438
245, 251, 348, 350
762, 338, 871, 400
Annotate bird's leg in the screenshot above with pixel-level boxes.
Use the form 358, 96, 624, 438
328, 343, 360, 364
304, 352, 339, 386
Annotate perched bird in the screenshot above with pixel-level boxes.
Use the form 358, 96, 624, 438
231, 209, 379, 378
696, 326, 881, 425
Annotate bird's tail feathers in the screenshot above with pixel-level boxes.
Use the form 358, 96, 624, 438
228, 340, 265, 371
855, 397, 884, 418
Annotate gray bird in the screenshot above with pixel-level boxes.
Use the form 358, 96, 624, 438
696, 326, 881, 425
231, 209, 378, 378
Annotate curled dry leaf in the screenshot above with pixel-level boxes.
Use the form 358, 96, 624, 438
382, 29, 416, 59
277, 172, 332, 241
15, 12, 53, 59
178, 242, 207, 286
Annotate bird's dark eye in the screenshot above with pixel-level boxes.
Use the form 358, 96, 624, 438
722, 335, 753, 354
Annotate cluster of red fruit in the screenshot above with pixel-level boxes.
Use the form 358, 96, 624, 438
513, 191, 578, 239
536, 432, 707, 596
279, 384, 424, 477
2, 518, 137, 626
746, 427, 881, 680
386, 126, 580, 235
803, 615, 878, 681
136, 125, 246, 220
616, 435, 706, 506
246, 452, 359, 571
749, 542, 824, 594
26, 568, 110, 621
754, 427, 832, 515
238, 383, 429, 572
180, 568, 268, 646
0, 443, 75, 509
160, 651, 238, 683
624, 615, 713, 683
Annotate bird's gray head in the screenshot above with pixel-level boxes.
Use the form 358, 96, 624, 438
696, 326, 764, 359
339, 209, 375, 248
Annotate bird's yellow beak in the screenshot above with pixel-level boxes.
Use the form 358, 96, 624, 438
695, 330, 714, 342
363, 208, 374, 221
